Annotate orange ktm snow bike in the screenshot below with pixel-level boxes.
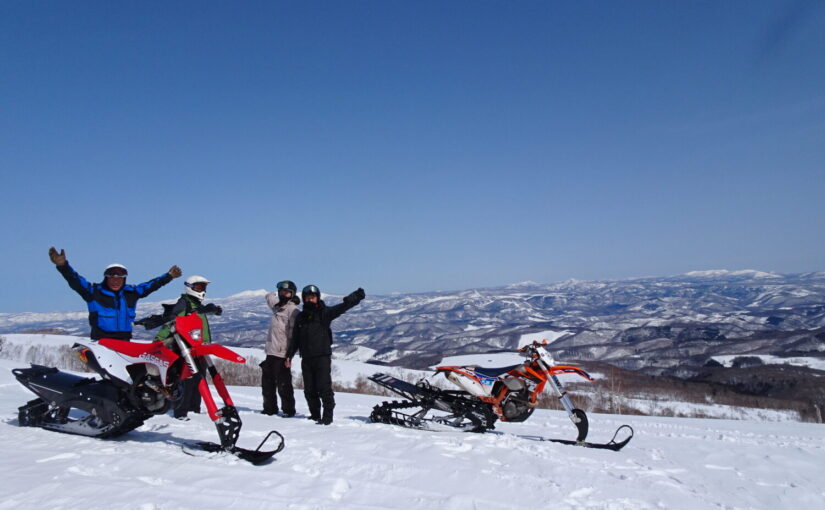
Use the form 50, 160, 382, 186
369, 340, 633, 451
14, 311, 284, 464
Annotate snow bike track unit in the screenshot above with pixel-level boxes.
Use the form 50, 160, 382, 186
368, 372, 634, 451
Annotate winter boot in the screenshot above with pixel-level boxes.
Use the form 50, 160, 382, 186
318, 408, 333, 425
307, 402, 321, 421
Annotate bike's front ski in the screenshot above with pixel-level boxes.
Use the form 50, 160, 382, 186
521, 424, 634, 451
182, 430, 285, 465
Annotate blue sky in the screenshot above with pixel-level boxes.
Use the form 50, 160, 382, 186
1, 1, 824, 313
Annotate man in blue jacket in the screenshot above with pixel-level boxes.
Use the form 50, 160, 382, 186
48, 247, 182, 341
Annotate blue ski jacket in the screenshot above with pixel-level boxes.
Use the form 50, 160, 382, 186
57, 263, 174, 340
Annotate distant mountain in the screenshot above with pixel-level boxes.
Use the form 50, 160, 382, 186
2, 271, 824, 375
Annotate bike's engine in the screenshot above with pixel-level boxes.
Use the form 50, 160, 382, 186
500, 384, 535, 422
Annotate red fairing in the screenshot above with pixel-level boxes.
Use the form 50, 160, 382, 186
190, 344, 246, 364
175, 314, 205, 344
99, 338, 179, 365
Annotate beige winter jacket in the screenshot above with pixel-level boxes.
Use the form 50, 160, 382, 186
265, 293, 299, 357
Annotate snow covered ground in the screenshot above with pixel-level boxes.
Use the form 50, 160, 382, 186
2, 357, 824, 509
712, 354, 825, 372
0, 333, 429, 390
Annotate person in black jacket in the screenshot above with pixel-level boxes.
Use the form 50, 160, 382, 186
286, 285, 365, 425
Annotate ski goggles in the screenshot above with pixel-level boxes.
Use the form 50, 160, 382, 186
276, 281, 296, 291
104, 272, 127, 278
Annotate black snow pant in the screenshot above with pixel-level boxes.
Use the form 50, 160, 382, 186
174, 377, 202, 418
261, 355, 296, 415
301, 355, 334, 420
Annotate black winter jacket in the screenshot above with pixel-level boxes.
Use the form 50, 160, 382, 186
287, 295, 362, 359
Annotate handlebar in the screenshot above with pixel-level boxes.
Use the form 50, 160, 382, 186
135, 305, 223, 330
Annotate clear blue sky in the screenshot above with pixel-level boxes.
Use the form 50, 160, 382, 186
2, 1, 824, 313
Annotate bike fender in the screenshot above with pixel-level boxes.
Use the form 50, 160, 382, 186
549, 365, 595, 382
190, 344, 246, 364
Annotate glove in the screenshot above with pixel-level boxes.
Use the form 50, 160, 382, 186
168, 265, 182, 278
291, 296, 301, 305
344, 287, 365, 305
48, 247, 67, 266
199, 303, 223, 316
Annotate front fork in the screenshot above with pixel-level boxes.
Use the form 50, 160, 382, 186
174, 335, 241, 448
540, 361, 589, 441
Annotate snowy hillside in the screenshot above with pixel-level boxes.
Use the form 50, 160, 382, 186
0, 333, 429, 392
2, 357, 824, 509
2, 271, 824, 377
0, 333, 813, 423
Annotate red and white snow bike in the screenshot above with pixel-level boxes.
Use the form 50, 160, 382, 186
14, 312, 284, 464
369, 340, 633, 450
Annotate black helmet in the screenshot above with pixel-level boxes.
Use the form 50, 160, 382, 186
276, 280, 297, 293
302, 284, 320, 299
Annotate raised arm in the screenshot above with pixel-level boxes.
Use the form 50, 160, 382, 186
326, 288, 365, 321
265, 292, 280, 312
50, 247, 94, 301
134, 265, 181, 298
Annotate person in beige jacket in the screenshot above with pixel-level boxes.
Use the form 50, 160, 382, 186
261, 280, 300, 416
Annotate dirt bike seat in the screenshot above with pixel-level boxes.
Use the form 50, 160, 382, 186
471, 364, 522, 378
99, 338, 164, 356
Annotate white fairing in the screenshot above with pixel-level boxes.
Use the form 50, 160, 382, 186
537, 345, 556, 366
445, 370, 496, 397
86, 341, 172, 385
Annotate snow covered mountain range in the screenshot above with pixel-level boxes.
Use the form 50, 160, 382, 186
2, 270, 824, 376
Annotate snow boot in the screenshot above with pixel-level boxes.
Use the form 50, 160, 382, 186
318, 409, 333, 425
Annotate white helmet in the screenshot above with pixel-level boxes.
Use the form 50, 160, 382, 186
184, 275, 211, 300
103, 263, 128, 277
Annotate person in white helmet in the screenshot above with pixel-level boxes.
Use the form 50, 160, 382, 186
48, 246, 181, 341
155, 275, 223, 420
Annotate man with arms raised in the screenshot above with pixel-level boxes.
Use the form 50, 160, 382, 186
48, 246, 181, 341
